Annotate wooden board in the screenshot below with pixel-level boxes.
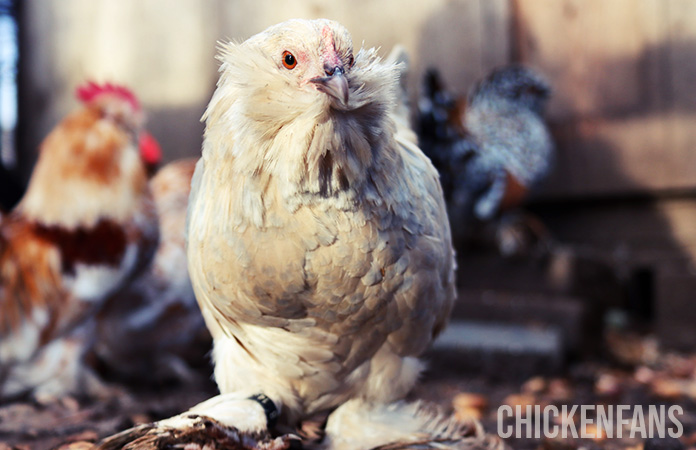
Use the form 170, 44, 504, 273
514, 0, 696, 197
514, 0, 667, 120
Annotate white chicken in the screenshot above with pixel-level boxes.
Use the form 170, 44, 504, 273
98, 19, 500, 450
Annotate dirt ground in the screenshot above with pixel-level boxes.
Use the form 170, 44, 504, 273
1, 329, 696, 450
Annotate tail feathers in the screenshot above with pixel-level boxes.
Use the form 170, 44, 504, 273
321, 399, 504, 450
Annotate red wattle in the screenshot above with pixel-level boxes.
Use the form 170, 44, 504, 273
139, 132, 162, 166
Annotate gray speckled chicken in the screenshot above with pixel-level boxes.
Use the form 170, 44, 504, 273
463, 65, 554, 220
418, 66, 554, 224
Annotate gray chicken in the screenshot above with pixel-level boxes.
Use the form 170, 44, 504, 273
418, 65, 554, 253
418, 66, 554, 218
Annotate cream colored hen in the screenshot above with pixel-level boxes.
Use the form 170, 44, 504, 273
100, 19, 499, 450
188, 17, 462, 447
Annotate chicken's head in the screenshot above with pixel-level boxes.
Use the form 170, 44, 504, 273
76, 81, 162, 171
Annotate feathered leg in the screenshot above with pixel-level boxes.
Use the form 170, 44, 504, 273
317, 399, 503, 450
95, 393, 299, 450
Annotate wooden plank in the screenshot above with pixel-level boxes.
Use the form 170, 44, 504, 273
513, 0, 696, 195
540, 114, 689, 198
514, 0, 667, 121
665, 0, 696, 194
538, 197, 696, 245
411, 0, 510, 96
479, 0, 512, 77
453, 289, 591, 352
666, 0, 696, 111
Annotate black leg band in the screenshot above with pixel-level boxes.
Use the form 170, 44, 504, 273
248, 393, 279, 429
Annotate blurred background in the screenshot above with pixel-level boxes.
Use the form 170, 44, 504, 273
2, 1, 696, 448
5, 0, 694, 349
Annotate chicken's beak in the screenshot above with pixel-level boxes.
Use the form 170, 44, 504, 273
310, 67, 349, 106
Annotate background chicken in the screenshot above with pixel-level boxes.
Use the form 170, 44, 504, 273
0, 82, 160, 402
94, 157, 211, 385
417, 66, 554, 254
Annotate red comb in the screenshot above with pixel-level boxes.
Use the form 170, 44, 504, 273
75, 81, 140, 111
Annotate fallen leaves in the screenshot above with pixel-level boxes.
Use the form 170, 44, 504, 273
453, 392, 488, 420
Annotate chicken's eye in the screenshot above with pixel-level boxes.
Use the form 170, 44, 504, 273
282, 51, 297, 70
347, 55, 354, 68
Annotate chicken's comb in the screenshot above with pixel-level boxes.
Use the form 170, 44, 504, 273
75, 81, 140, 111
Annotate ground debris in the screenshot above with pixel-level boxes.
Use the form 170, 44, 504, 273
4, 329, 696, 450
0, 384, 215, 450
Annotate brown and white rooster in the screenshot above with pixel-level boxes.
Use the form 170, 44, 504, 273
0, 82, 160, 402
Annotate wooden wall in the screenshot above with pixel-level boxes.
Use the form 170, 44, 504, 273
515, 0, 696, 198
17, 0, 510, 179
18, 0, 219, 172
18, 0, 696, 196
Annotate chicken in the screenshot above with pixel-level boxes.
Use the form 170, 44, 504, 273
417, 66, 554, 254
95, 158, 210, 384
462, 65, 554, 219
0, 82, 159, 401
165, 18, 499, 449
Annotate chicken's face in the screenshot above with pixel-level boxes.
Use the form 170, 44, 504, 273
254, 19, 354, 110
203, 19, 401, 200
77, 83, 162, 170
210, 18, 399, 131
